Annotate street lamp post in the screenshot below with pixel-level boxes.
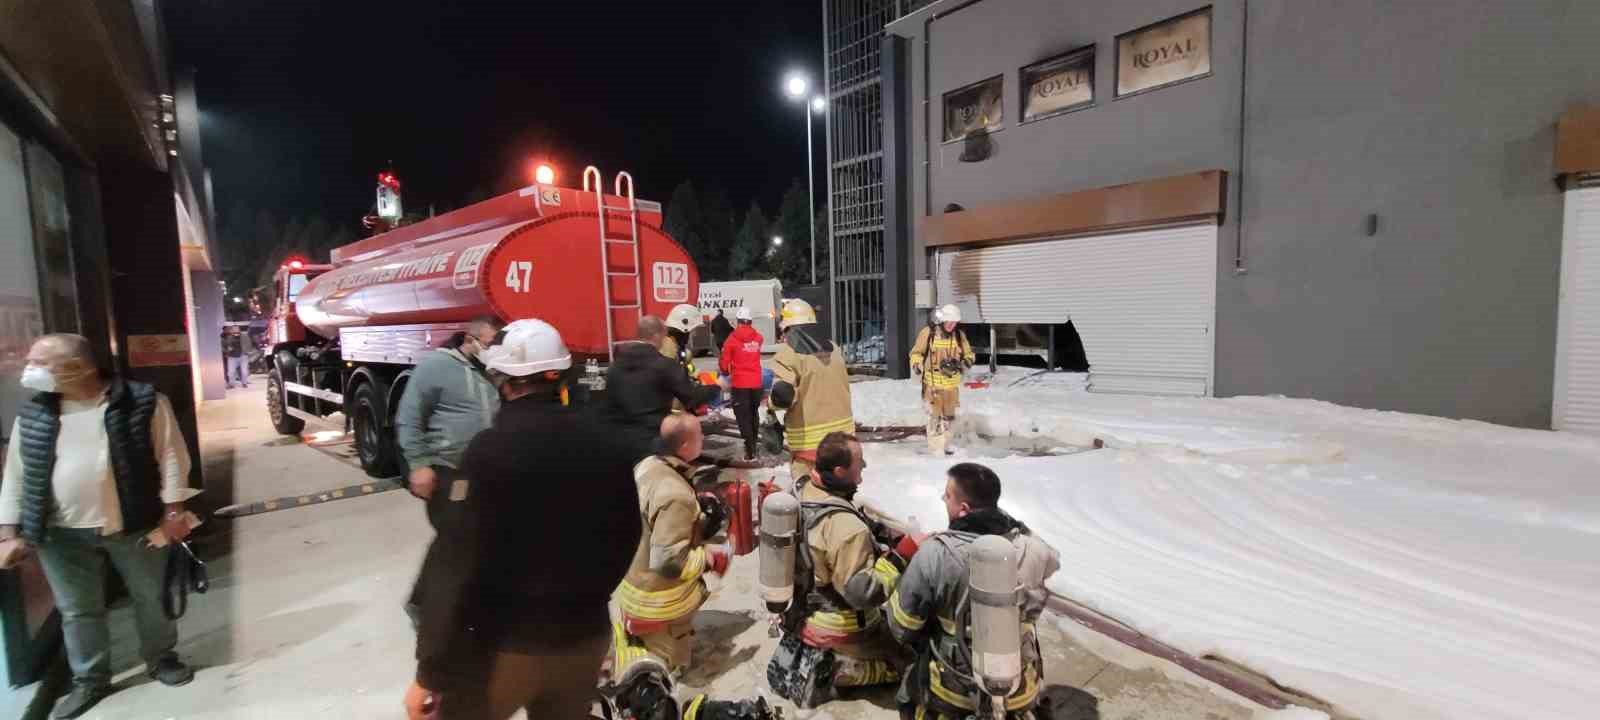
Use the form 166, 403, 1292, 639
784, 72, 824, 285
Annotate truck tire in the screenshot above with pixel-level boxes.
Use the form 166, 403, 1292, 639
267, 368, 305, 436
352, 380, 402, 479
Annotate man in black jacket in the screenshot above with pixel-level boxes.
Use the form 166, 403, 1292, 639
710, 309, 734, 353
405, 319, 642, 720
605, 315, 718, 461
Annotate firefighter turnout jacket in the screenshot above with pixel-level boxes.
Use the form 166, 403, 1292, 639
617, 455, 711, 632
797, 482, 904, 656
887, 509, 1060, 717
770, 339, 855, 454
909, 326, 975, 396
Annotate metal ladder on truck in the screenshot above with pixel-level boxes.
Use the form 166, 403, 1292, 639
584, 166, 644, 362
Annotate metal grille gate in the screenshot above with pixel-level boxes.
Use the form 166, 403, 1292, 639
823, 0, 932, 364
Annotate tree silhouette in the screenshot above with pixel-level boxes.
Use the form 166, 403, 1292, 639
730, 201, 769, 279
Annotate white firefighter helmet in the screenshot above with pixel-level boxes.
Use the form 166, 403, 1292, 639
779, 298, 817, 329
480, 319, 571, 376
735, 306, 753, 322
936, 304, 962, 324
666, 303, 704, 333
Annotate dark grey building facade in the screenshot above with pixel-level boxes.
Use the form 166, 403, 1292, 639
883, 0, 1600, 428
1, 0, 219, 706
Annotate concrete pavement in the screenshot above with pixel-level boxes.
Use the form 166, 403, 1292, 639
68, 381, 1260, 719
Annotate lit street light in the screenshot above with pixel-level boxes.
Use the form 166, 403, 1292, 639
772, 236, 784, 247
781, 71, 824, 285
784, 73, 808, 99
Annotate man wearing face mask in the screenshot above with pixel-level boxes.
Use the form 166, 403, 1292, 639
395, 315, 505, 502
404, 319, 642, 720
0, 334, 198, 719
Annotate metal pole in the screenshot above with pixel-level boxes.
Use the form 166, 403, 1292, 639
806, 108, 817, 285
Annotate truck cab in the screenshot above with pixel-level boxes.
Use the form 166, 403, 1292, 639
267, 259, 331, 349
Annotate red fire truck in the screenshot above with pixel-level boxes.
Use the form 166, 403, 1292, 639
265, 167, 699, 477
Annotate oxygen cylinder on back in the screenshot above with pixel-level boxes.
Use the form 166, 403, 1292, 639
968, 534, 1023, 703
759, 491, 800, 613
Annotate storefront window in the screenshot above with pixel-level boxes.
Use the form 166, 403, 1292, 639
0, 122, 42, 438
26, 143, 76, 335
0, 122, 59, 691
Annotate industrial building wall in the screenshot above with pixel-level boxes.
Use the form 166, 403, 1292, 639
888, 0, 1244, 378
901, 0, 1243, 218
892, 0, 1600, 427
1231, 0, 1600, 428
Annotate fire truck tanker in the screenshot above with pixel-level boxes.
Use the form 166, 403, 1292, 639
265, 167, 698, 477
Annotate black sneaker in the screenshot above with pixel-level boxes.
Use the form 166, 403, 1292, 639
148, 653, 195, 687
53, 684, 110, 719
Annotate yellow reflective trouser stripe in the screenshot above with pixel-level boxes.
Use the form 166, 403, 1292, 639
806, 607, 880, 633
889, 590, 926, 631
786, 415, 856, 449
833, 657, 900, 688
682, 695, 706, 720
615, 576, 705, 623
611, 621, 651, 673
938, 615, 958, 635
871, 556, 902, 595
928, 660, 1041, 712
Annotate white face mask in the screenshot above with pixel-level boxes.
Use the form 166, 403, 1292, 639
20, 365, 57, 393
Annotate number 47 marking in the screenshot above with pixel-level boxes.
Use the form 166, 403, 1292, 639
504, 261, 533, 293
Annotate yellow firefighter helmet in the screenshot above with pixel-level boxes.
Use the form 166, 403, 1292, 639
779, 298, 817, 329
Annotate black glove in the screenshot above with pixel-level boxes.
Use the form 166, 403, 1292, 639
697, 492, 729, 538
869, 519, 903, 550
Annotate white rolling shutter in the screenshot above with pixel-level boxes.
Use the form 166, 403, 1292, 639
935, 223, 1217, 396
1555, 187, 1600, 434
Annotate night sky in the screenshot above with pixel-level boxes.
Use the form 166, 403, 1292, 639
164, 0, 825, 244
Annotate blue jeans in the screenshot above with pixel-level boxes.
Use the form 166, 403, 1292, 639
35, 528, 179, 687
225, 355, 249, 388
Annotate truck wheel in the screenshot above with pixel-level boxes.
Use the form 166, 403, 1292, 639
267, 369, 305, 436
353, 381, 401, 479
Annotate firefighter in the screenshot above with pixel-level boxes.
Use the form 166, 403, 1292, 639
910, 304, 975, 456
764, 432, 919, 710
605, 413, 776, 720
664, 303, 704, 377
769, 298, 855, 484
886, 462, 1061, 720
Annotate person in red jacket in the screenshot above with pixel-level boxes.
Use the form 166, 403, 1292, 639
719, 306, 766, 459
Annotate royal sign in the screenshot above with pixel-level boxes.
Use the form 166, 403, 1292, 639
1022, 47, 1094, 122
1116, 8, 1212, 98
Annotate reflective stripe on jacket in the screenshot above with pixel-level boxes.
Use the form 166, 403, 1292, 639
910, 327, 974, 391
617, 455, 708, 623
887, 523, 1059, 714
770, 343, 854, 451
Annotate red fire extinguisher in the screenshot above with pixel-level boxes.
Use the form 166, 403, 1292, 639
718, 477, 755, 556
